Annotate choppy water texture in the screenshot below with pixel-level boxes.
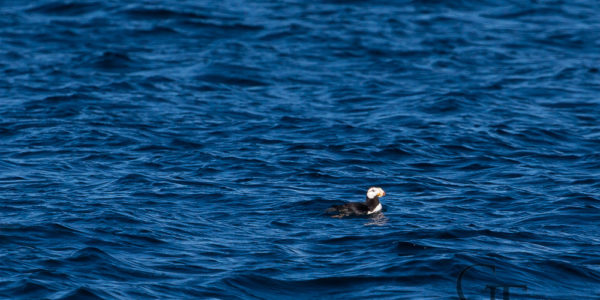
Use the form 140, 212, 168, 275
1, 0, 600, 299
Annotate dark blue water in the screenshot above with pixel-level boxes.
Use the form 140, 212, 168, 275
1, 0, 600, 299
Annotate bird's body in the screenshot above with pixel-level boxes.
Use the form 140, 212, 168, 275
327, 187, 385, 218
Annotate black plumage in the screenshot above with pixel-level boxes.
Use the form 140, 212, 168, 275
326, 187, 385, 218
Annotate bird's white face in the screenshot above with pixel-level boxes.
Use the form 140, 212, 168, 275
367, 187, 385, 199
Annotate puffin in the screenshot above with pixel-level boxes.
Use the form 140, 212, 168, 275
326, 187, 385, 218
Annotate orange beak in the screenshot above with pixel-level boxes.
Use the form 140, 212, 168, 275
379, 190, 386, 197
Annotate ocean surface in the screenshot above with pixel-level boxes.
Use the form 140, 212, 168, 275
1, 0, 599, 299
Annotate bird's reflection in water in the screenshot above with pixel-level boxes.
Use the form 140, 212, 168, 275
364, 212, 388, 226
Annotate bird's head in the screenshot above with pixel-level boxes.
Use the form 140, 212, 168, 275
366, 187, 385, 199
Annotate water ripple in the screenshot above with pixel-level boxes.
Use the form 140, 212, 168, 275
1, 0, 599, 299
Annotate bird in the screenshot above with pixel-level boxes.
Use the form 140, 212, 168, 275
326, 187, 385, 218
